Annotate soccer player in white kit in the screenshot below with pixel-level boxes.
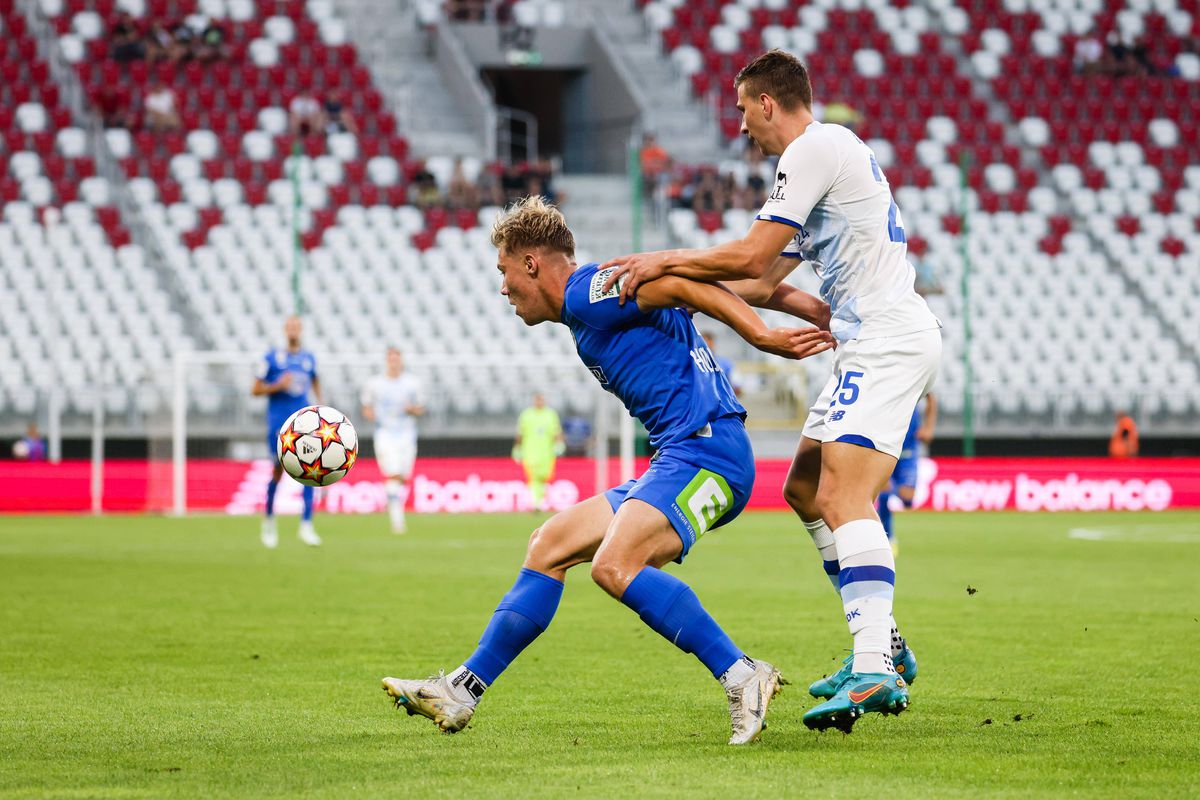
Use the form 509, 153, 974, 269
362, 347, 426, 533
602, 50, 942, 733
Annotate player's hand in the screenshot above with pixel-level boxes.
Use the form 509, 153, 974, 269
753, 327, 835, 360
273, 373, 293, 392
599, 251, 671, 304
917, 425, 935, 444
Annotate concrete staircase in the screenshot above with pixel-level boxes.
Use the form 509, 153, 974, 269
556, 174, 668, 262
335, 0, 482, 158
572, 0, 726, 165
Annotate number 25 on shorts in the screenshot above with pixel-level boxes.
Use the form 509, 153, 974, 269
831, 370, 864, 407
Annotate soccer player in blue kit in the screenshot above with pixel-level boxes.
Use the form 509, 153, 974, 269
382, 197, 834, 744
876, 393, 936, 552
252, 315, 323, 549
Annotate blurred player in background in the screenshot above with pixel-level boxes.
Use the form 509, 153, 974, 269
252, 315, 322, 549
703, 331, 742, 396
1109, 410, 1139, 458
601, 50, 941, 732
513, 392, 563, 512
362, 347, 425, 534
382, 196, 833, 744
876, 392, 937, 553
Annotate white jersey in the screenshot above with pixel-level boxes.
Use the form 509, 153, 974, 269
757, 121, 940, 343
363, 373, 423, 443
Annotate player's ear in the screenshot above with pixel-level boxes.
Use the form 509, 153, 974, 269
524, 252, 538, 276
760, 93, 773, 121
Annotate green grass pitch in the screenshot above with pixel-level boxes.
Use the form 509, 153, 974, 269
2, 509, 1198, 799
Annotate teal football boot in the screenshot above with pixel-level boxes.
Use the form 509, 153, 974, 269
803, 672, 910, 733
809, 646, 917, 699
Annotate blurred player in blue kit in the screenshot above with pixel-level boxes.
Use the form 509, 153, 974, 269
252, 315, 323, 548
382, 197, 833, 744
876, 393, 936, 553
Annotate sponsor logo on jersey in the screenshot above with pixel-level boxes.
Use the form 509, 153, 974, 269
589, 267, 623, 303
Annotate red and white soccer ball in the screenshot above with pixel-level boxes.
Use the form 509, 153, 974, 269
277, 405, 358, 487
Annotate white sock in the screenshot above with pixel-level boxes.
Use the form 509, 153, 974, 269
445, 665, 486, 705
833, 519, 897, 676
803, 518, 840, 591
718, 655, 758, 689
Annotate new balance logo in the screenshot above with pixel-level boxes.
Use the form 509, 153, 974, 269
829, 410, 846, 422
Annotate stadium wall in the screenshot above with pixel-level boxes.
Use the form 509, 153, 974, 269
2, 458, 1198, 514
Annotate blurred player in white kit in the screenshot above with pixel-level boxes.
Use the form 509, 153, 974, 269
362, 347, 426, 533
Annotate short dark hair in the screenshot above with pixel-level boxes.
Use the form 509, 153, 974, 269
734, 50, 813, 112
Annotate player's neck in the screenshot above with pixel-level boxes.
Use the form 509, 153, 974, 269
771, 112, 816, 155
287, 341, 302, 352
545, 258, 577, 324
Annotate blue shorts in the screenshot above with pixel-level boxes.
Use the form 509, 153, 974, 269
604, 415, 754, 562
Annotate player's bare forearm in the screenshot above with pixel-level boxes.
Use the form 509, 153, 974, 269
361, 405, 375, 422
763, 284, 831, 329
311, 377, 323, 404
601, 220, 796, 302
635, 276, 833, 360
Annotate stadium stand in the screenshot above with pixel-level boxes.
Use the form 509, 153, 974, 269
2, 0, 1198, 434
638, 0, 1200, 427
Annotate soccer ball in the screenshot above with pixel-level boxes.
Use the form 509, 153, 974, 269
277, 405, 358, 487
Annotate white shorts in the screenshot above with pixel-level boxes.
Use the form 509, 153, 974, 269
802, 328, 941, 459
374, 430, 417, 479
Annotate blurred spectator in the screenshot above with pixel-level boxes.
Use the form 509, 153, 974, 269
109, 12, 145, 63
683, 166, 731, 212
410, 166, 441, 208
447, 158, 480, 209
477, 163, 507, 207
821, 99, 862, 130
1074, 35, 1103, 74
170, 19, 196, 61
289, 90, 325, 137
445, 0, 487, 21
145, 21, 184, 64
639, 133, 671, 197
97, 84, 135, 129
1130, 37, 1157, 76
12, 423, 47, 462
323, 91, 358, 135
1103, 32, 1135, 76
143, 79, 180, 132
195, 21, 230, 63
1109, 411, 1139, 458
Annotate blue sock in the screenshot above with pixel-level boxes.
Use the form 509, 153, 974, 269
301, 486, 314, 521
620, 566, 743, 678
877, 491, 894, 539
265, 480, 278, 517
463, 568, 564, 686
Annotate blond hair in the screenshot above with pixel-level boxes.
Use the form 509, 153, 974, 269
490, 195, 575, 256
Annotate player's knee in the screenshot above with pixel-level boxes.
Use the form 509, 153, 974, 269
588, 554, 626, 598
522, 524, 557, 572
783, 474, 820, 520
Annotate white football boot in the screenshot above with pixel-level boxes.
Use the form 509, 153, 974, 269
260, 518, 278, 549
298, 521, 322, 547
382, 674, 475, 733
725, 659, 786, 745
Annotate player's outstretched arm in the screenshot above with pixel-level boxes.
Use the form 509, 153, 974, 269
635, 276, 833, 361
600, 219, 797, 303
721, 255, 830, 328
251, 373, 291, 396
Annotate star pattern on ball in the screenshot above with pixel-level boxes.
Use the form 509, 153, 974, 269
301, 460, 330, 482
316, 420, 342, 447
344, 449, 357, 471
279, 427, 300, 455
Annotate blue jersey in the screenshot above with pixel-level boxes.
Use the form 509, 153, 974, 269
561, 264, 745, 448
258, 347, 317, 428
